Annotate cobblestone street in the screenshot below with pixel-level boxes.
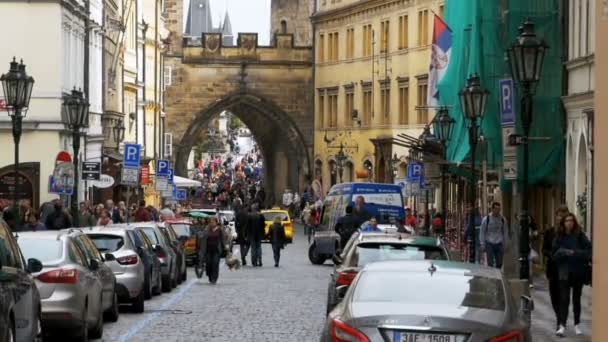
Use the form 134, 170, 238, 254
95, 228, 329, 342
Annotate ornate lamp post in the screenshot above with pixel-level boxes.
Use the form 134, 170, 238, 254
113, 119, 126, 148
0, 58, 34, 211
391, 153, 400, 180
335, 143, 348, 183
432, 107, 456, 234
62, 88, 90, 227
459, 74, 489, 263
506, 18, 547, 280
419, 125, 435, 236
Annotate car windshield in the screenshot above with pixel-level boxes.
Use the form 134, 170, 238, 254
88, 234, 125, 252
353, 271, 506, 311
350, 243, 447, 267
170, 224, 191, 238
263, 212, 289, 221
18, 238, 63, 263
142, 228, 160, 244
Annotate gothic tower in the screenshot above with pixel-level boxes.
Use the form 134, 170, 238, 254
270, 0, 314, 46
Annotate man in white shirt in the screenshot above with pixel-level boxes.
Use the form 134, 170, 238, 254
479, 202, 509, 268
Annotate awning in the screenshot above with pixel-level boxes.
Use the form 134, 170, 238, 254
174, 175, 201, 188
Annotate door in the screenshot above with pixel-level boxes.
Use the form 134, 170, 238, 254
78, 235, 115, 310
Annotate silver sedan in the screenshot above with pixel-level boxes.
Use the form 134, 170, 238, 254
321, 260, 532, 342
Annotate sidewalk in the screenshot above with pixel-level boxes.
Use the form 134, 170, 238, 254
531, 276, 592, 341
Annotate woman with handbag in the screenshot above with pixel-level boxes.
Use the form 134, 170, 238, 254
552, 213, 592, 337
198, 217, 230, 284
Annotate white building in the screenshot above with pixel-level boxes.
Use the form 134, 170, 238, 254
563, 0, 596, 233
0, 0, 98, 208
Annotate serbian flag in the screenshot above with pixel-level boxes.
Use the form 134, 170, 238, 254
427, 14, 452, 107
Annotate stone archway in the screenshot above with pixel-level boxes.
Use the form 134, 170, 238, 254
175, 92, 311, 205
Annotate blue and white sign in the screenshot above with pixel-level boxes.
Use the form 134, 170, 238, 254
176, 189, 187, 201
167, 168, 174, 185
48, 175, 73, 195
499, 78, 515, 126
407, 162, 423, 181
123, 143, 141, 168
156, 159, 170, 177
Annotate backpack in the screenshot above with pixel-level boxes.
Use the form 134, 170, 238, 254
482, 215, 508, 240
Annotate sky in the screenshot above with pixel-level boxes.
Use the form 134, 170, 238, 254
184, 0, 272, 45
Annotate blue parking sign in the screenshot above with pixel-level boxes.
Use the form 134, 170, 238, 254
167, 168, 174, 184
157, 159, 170, 177
176, 189, 187, 201
499, 78, 515, 126
123, 144, 141, 168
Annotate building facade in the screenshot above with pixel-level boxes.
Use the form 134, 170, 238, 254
312, 0, 444, 194
563, 0, 595, 235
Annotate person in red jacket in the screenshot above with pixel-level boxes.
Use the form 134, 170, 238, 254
134, 200, 151, 222
404, 207, 417, 227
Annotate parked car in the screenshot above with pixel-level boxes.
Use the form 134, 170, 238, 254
68, 229, 119, 321
261, 208, 293, 243
124, 226, 163, 298
135, 222, 179, 292
0, 217, 43, 342
84, 226, 154, 311
17, 230, 106, 341
188, 208, 237, 242
326, 232, 450, 314
166, 220, 198, 266
158, 222, 187, 283
321, 260, 533, 342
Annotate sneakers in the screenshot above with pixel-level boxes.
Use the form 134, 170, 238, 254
556, 325, 566, 337
575, 325, 583, 335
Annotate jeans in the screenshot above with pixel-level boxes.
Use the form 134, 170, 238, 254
485, 242, 504, 268
558, 277, 584, 326
205, 251, 220, 283
239, 242, 250, 262
548, 273, 561, 325
250, 240, 262, 265
272, 244, 281, 266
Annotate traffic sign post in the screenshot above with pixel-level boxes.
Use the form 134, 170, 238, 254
499, 78, 515, 126
176, 189, 187, 201
82, 162, 101, 181
156, 160, 170, 177
499, 78, 518, 181
123, 144, 141, 168
167, 168, 174, 185
121, 167, 140, 186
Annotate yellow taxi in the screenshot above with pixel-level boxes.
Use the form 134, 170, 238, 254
261, 208, 293, 243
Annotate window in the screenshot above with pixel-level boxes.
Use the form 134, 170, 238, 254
380, 83, 390, 124
163, 65, 172, 90
398, 81, 409, 124
418, 9, 429, 46
380, 20, 390, 53
346, 28, 355, 58
398, 15, 409, 49
363, 24, 373, 57
362, 87, 373, 126
328, 32, 339, 61
328, 92, 338, 128
318, 91, 325, 129
417, 76, 429, 124
280, 20, 287, 33
319, 33, 325, 62
345, 90, 354, 126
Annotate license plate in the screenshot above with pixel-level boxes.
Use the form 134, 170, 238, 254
394, 332, 465, 342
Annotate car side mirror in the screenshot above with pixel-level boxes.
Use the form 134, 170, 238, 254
27, 258, 43, 273
336, 285, 349, 301
89, 259, 100, 271
104, 253, 116, 262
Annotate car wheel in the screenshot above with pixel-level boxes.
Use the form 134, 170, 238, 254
104, 291, 120, 322
182, 265, 187, 282
144, 272, 152, 300
161, 273, 172, 292
308, 243, 326, 265
153, 271, 162, 295
171, 267, 178, 288
75, 304, 88, 342
89, 300, 103, 339
34, 313, 43, 342
326, 282, 337, 315
131, 287, 145, 313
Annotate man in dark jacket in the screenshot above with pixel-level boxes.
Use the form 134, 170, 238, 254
235, 205, 250, 265
134, 200, 151, 222
247, 206, 266, 266
335, 205, 358, 250
543, 205, 569, 329
352, 196, 371, 227
45, 201, 72, 230
268, 217, 286, 267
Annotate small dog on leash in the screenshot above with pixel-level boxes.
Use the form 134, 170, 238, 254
225, 253, 241, 270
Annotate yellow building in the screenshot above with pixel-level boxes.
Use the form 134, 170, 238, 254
312, 0, 444, 194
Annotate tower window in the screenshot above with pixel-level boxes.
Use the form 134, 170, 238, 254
281, 20, 287, 33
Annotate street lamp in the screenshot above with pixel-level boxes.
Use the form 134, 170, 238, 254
391, 153, 400, 179
506, 18, 548, 280
335, 143, 348, 183
113, 119, 125, 148
62, 88, 90, 227
418, 125, 435, 236
432, 107, 455, 235
459, 74, 489, 263
1, 58, 34, 212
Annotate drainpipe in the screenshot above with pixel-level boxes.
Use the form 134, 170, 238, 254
154, 0, 159, 161
142, 21, 148, 150
83, 0, 90, 201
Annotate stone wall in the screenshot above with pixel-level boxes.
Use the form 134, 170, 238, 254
270, 0, 314, 46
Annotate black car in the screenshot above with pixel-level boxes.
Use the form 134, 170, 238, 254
0, 218, 44, 342
127, 227, 163, 298
326, 232, 450, 314
158, 224, 187, 283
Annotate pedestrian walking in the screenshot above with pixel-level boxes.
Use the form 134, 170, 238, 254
334, 205, 357, 250
479, 202, 509, 268
97, 210, 112, 226
235, 205, 250, 265
197, 217, 230, 284
553, 213, 592, 337
78, 201, 96, 227
248, 205, 265, 267
543, 205, 570, 329
23, 210, 46, 231
134, 200, 151, 222
268, 216, 286, 267
45, 201, 72, 230
105, 200, 121, 223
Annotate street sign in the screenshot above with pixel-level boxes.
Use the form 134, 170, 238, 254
89, 174, 115, 188
176, 189, 187, 201
123, 143, 141, 168
406, 162, 424, 186
52, 162, 74, 194
167, 168, 174, 185
503, 157, 518, 180
502, 126, 517, 158
155, 177, 168, 191
48, 175, 73, 195
141, 165, 150, 185
156, 159, 170, 177
499, 78, 515, 126
82, 162, 101, 180
121, 167, 140, 186
55, 151, 72, 165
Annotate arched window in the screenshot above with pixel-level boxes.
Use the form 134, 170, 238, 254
328, 160, 337, 186
280, 20, 287, 34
